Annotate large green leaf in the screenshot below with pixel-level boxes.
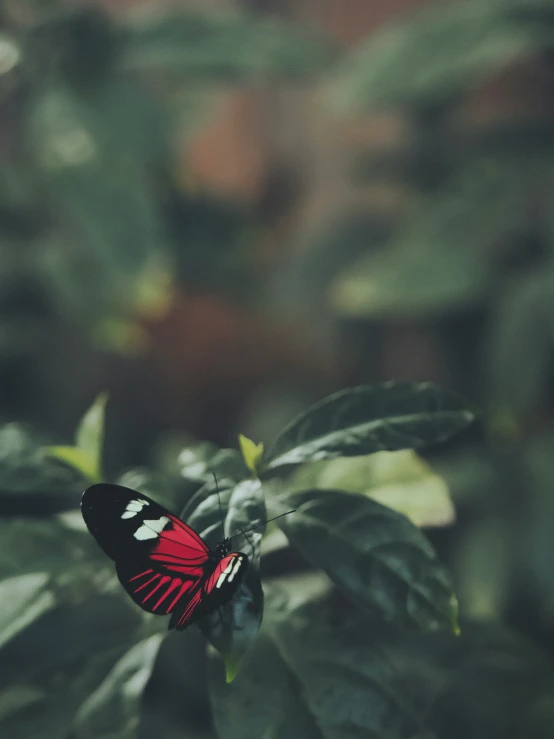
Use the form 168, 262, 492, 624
263, 382, 475, 471
266, 487, 458, 632
209, 618, 313, 739
209, 591, 434, 739
327, 1, 539, 110
72, 633, 164, 739
211, 592, 554, 739
291, 450, 455, 528
120, 6, 332, 80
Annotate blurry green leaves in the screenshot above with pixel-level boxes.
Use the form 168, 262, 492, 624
45, 392, 107, 482
267, 487, 458, 633
25, 80, 172, 342
72, 633, 164, 739
0, 423, 86, 513
486, 270, 554, 428
120, 5, 333, 80
0, 573, 56, 650
263, 382, 475, 470
331, 155, 534, 319
327, 1, 540, 111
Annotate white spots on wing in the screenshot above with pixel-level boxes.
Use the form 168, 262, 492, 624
134, 516, 170, 541
121, 499, 149, 519
227, 556, 243, 583
216, 555, 244, 589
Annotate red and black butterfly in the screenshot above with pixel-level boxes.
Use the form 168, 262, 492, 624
81, 483, 251, 630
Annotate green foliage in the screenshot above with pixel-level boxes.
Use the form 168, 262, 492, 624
120, 5, 334, 79
266, 487, 459, 632
0, 380, 474, 737
46, 392, 107, 482
282, 2, 554, 739
71, 634, 165, 739
4, 0, 554, 736
327, 0, 547, 111
291, 450, 455, 528
209, 590, 554, 739
264, 382, 475, 469
0, 1, 331, 355
0, 423, 86, 514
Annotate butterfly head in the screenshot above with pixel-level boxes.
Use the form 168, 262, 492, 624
215, 537, 233, 558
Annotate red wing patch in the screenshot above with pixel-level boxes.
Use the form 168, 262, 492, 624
204, 553, 247, 597
170, 588, 205, 630
148, 515, 210, 576
117, 560, 202, 620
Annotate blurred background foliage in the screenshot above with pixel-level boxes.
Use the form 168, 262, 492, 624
2, 0, 554, 736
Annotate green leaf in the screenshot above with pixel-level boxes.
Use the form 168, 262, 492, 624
266, 487, 458, 632
188, 479, 266, 660
263, 382, 475, 471
0, 518, 94, 579
200, 567, 264, 679
207, 448, 250, 485
224, 480, 266, 565
43, 446, 98, 483
209, 591, 435, 739
0, 573, 56, 650
117, 467, 176, 510
327, 1, 539, 110
75, 392, 108, 475
238, 434, 264, 477
43, 393, 108, 482
120, 6, 333, 80
292, 450, 455, 529
72, 633, 164, 739
0, 593, 152, 739
172, 441, 220, 482
209, 621, 309, 739
0, 424, 86, 514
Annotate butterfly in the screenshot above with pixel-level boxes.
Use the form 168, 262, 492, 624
81, 482, 292, 630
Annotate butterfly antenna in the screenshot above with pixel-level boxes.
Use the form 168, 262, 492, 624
213, 473, 224, 529
231, 509, 296, 542
237, 527, 256, 558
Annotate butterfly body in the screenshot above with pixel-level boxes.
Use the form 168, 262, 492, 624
81, 483, 249, 630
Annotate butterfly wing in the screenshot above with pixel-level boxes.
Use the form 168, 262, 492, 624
170, 552, 249, 630
81, 483, 211, 627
